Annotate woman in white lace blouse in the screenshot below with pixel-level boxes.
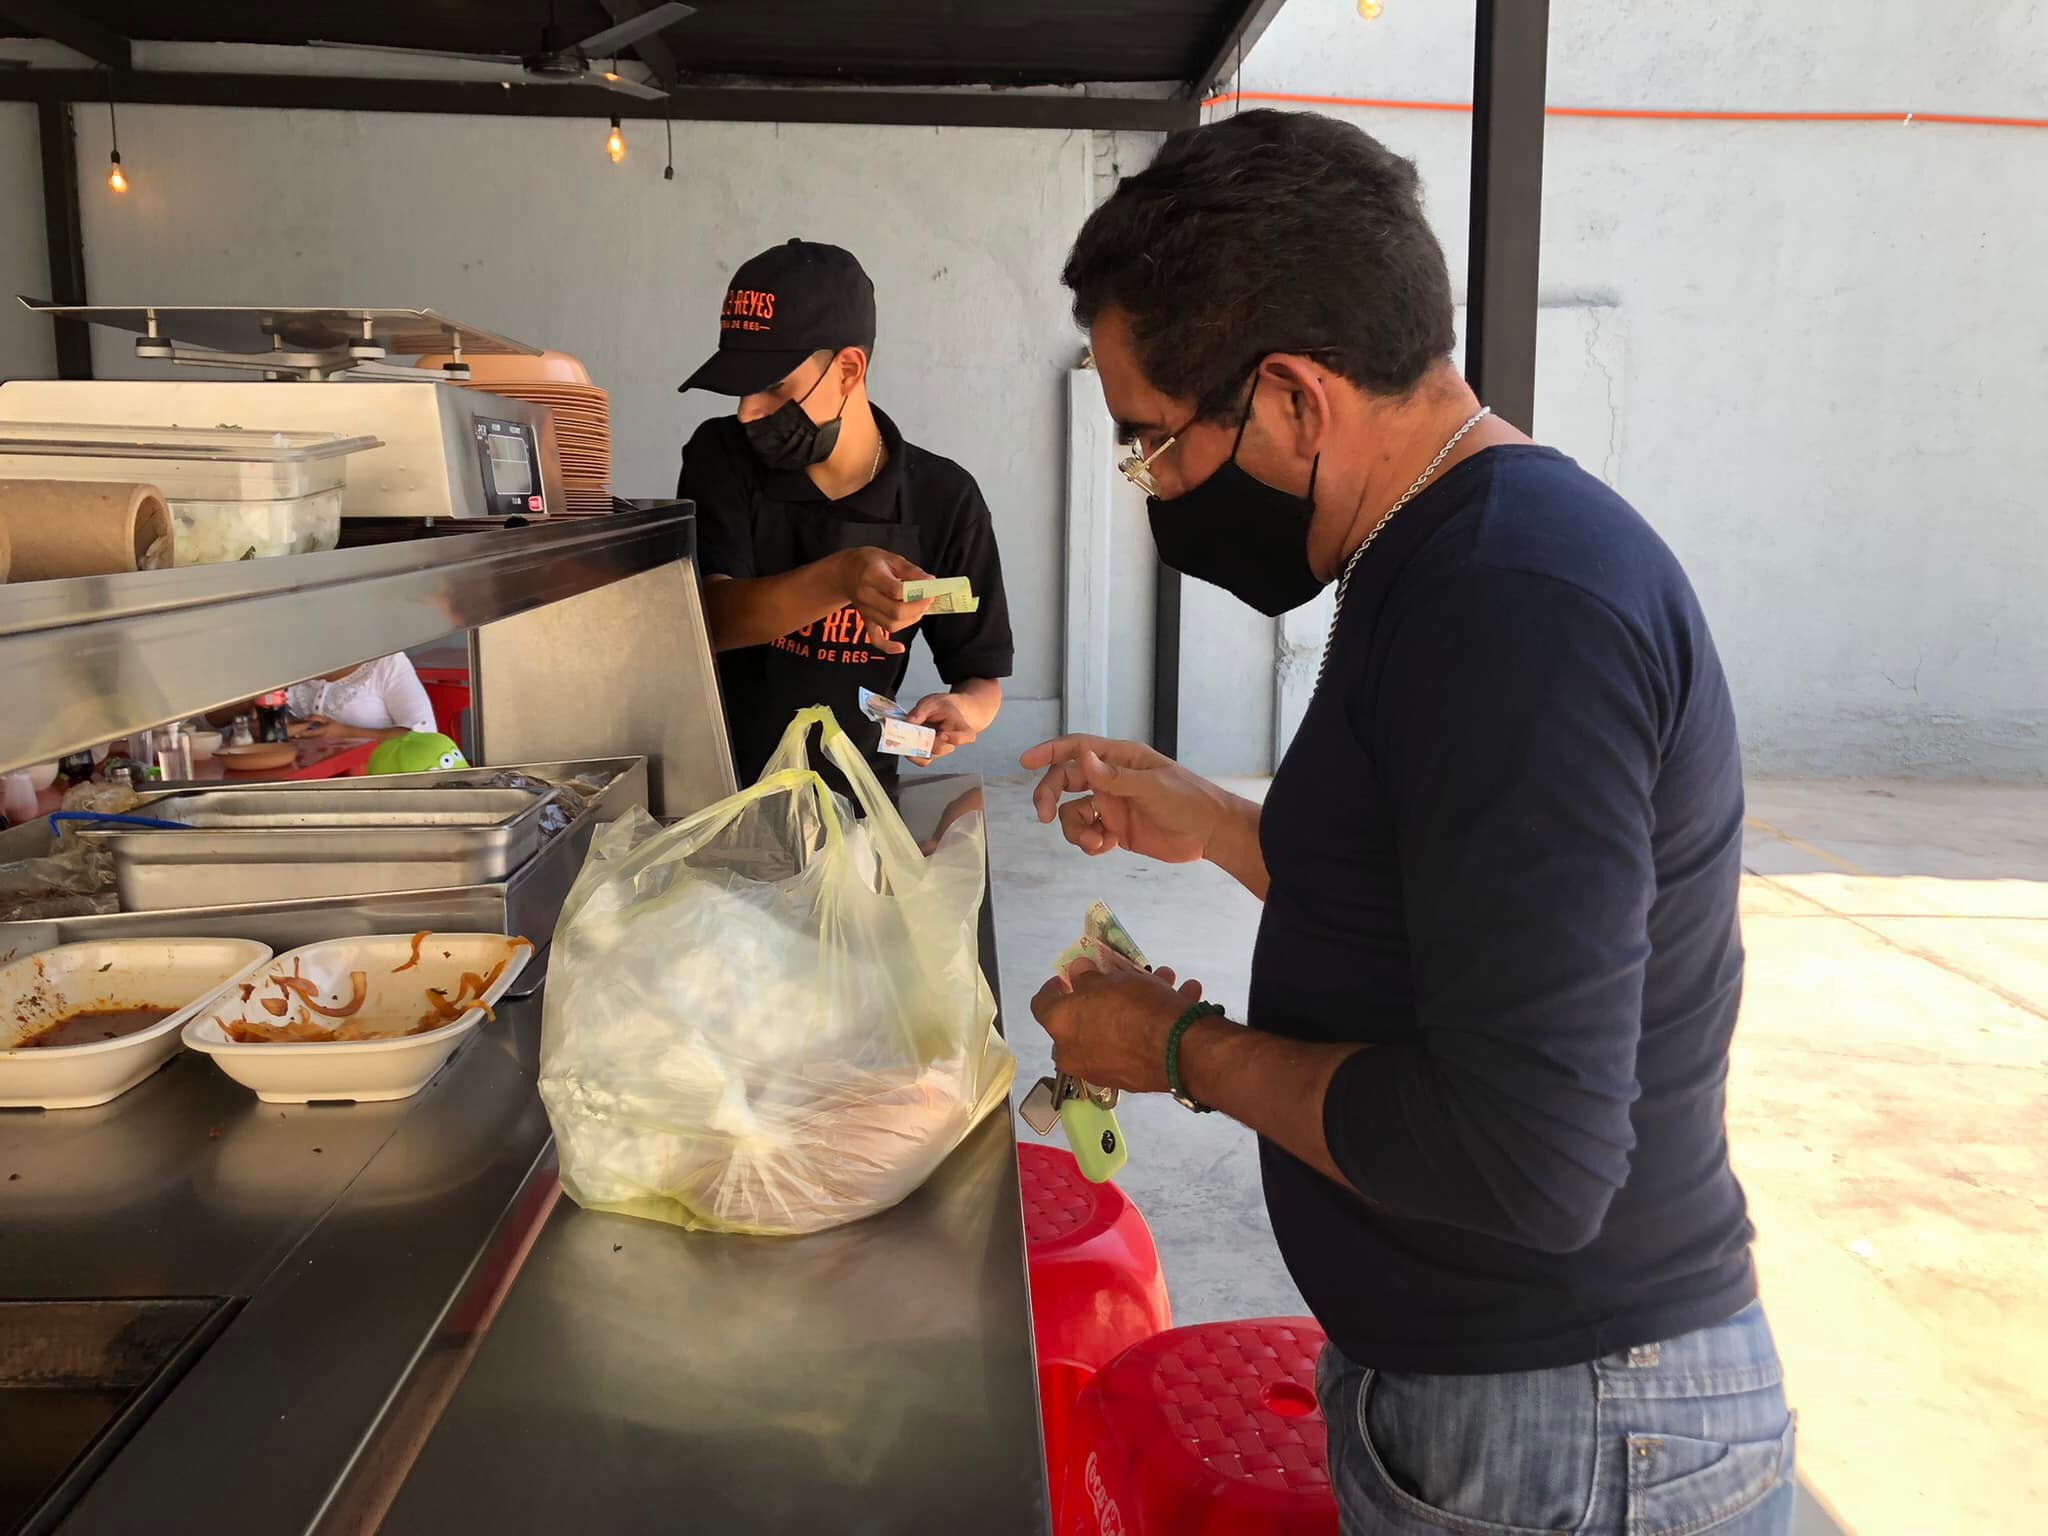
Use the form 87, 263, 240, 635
286, 654, 437, 743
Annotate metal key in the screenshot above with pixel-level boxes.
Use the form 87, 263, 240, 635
1019, 1071, 1128, 1182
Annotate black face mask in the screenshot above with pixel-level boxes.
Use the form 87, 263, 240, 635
1145, 379, 1326, 617
744, 362, 846, 471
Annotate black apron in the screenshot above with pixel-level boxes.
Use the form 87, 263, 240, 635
728, 471, 922, 800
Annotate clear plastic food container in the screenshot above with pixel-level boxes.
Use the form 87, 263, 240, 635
0, 421, 380, 501
170, 487, 343, 565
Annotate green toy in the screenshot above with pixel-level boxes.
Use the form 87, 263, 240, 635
367, 732, 467, 776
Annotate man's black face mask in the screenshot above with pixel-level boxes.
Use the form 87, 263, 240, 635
1145, 376, 1326, 617
745, 359, 847, 471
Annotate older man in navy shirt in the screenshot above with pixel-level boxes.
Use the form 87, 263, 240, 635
1026, 110, 1795, 1536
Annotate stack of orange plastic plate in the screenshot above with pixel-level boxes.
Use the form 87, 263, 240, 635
416, 351, 613, 515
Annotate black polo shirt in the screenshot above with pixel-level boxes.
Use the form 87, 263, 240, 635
679, 406, 1014, 791
1253, 444, 1757, 1374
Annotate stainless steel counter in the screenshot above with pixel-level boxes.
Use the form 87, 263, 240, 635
373, 1114, 1043, 1535
2, 773, 1047, 1534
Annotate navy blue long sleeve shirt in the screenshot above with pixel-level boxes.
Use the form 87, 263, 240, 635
1251, 445, 1756, 1374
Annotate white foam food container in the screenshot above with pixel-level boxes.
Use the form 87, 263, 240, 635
182, 932, 534, 1104
0, 937, 274, 1109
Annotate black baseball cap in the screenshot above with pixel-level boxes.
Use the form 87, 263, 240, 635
679, 239, 877, 396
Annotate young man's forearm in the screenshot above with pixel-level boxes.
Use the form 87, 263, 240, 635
701, 557, 850, 652
1203, 790, 1271, 900
949, 676, 1002, 731
1176, 1016, 1366, 1186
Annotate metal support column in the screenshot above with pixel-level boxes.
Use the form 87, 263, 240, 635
35, 99, 92, 380
1465, 0, 1549, 432
1152, 565, 1181, 758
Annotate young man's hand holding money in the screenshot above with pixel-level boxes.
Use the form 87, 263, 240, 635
840, 548, 936, 654
901, 687, 997, 765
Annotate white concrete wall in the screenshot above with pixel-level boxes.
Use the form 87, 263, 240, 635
1246, 0, 2048, 778
0, 105, 54, 380
7, 0, 2043, 785
39, 104, 1092, 772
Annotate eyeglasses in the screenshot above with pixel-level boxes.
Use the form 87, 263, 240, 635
1108, 351, 1335, 497
1117, 416, 1197, 497
1117, 373, 1263, 497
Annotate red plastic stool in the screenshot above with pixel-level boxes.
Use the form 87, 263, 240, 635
1018, 1142, 1172, 1506
415, 666, 471, 745
1058, 1317, 1337, 1536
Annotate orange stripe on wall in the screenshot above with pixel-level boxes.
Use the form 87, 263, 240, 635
1202, 90, 2048, 132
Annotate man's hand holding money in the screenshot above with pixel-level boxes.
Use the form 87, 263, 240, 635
1030, 963, 1207, 1095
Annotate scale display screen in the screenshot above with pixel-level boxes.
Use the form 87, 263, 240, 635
472, 417, 544, 516
485, 432, 533, 496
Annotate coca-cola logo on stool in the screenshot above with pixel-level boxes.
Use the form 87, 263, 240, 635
1084, 1453, 1126, 1536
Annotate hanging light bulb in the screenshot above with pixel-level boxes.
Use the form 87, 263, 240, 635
105, 74, 129, 194
1357, 0, 1384, 17
605, 116, 625, 164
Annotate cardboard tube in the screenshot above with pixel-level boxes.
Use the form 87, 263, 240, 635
0, 479, 174, 580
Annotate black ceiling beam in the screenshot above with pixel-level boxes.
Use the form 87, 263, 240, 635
0, 1, 132, 71
594, 0, 680, 89
34, 100, 92, 378
0, 69, 1197, 132
1465, 0, 1549, 433
1187, 0, 1290, 102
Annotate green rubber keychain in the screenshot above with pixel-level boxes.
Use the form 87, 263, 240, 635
1058, 1084, 1129, 1183
1018, 900, 1146, 1183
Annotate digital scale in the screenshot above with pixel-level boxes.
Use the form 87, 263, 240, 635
1, 302, 569, 521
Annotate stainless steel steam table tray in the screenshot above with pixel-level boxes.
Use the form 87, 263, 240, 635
76, 785, 559, 910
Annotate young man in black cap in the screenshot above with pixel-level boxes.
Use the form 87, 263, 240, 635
678, 238, 1014, 793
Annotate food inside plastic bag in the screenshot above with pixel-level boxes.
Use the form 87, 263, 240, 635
539, 706, 1012, 1236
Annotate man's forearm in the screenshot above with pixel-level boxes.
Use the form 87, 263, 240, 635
702, 557, 849, 652
1175, 1016, 1365, 1186
950, 676, 1002, 732
1203, 790, 1270, 900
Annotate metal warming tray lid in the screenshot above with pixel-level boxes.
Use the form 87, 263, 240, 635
0, 759, 648, 959
77, 786, 559, 912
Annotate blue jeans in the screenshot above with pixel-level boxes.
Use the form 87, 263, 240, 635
1316, 1301, 1796, 1536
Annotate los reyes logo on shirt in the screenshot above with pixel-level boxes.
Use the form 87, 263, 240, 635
770, 605, 888, 667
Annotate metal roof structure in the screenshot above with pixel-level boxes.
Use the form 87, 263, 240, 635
0, 0, 1301, 130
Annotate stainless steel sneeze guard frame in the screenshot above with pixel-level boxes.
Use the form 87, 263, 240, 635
14, 304, 545, 363
0, 504, 706, 777
473, 556, 737, 820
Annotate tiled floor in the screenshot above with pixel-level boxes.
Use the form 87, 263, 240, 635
987, 775, 2048, 1536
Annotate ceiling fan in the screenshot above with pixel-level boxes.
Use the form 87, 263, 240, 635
310, 2, 694, 101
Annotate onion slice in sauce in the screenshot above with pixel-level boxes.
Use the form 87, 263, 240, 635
393, 931, 432, 973
278, 970, 368, 1019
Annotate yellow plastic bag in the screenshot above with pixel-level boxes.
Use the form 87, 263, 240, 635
538, 706, 1013, 1235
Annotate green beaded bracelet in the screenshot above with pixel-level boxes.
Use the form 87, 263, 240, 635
1165, 1001, 1225, 1113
